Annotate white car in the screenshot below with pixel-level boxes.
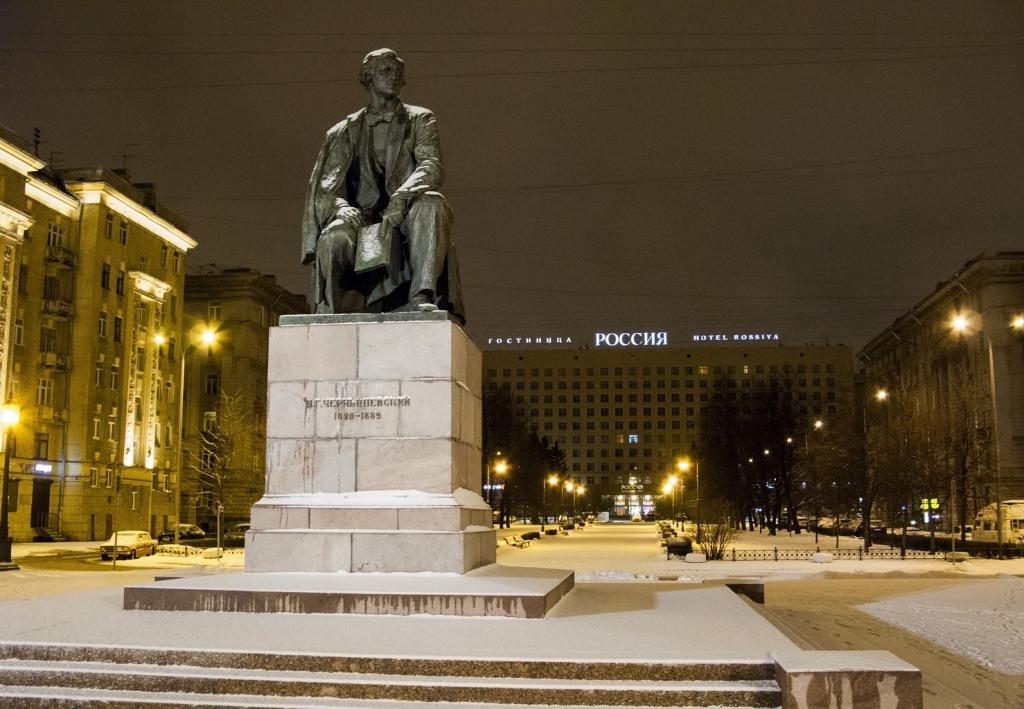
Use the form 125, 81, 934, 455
100, 530, 157, 560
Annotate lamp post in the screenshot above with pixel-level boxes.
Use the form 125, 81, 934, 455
572, 484, 585, 519
485, 453, 506, 508
0, 404, 20, 569
951, 312, 1024, 555
808, 418, 824, 543
662, 475, 678, 527
542, 474, 558, 531
678, 458, 700, 542
163, 327, 217, 545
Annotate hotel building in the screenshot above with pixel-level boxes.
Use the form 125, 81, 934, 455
484, 338, 854, 517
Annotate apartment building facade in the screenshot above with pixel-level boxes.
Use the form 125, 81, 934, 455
858, 251, 1024, 519
182, 267, 307, 530
0, 126, 197, 541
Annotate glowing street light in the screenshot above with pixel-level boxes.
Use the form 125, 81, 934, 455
663, 474, 679, 526
169, 325, 218, 544
541, 474, 559, 531
875, 388, 889, 402
572, 484, 586, 518
677, 457, 701, 542
948, 310, 1024, 552
0, 403, 21, 568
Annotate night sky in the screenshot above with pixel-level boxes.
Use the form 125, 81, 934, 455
3, 2, 1022, 352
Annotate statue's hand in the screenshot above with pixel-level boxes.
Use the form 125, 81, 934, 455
335, 205, 367, 228
379, 197, 407, 241
382, 196, 407, 224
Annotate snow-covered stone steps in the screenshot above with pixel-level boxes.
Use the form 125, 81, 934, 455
0, 642, 782, 708
0, 683, 782, 709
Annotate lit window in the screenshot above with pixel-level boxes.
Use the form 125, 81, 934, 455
36, 378, 53, 406
46, 223, 63, 247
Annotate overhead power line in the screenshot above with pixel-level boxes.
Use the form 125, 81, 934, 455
5, 42, 1024, 55
2, 29, 1022, 37
6, 48, 1024, 94
161, 137, 1024, 203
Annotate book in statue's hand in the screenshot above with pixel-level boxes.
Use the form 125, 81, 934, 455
354, 222, 393, 274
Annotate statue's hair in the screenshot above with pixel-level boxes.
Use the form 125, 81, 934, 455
360, 48, 406, 90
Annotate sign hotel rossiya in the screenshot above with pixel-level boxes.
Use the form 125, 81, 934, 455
484, 330, 782, 348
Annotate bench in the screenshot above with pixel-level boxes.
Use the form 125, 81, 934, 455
502, 535, 530, 549
666, 539, 694, 559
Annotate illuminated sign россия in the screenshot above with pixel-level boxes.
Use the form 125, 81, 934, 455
594, 332, 669, 347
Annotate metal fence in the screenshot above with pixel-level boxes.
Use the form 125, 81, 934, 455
718, 546, 1023, 561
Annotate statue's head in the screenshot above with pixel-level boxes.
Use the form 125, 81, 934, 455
360, 48, 406, 96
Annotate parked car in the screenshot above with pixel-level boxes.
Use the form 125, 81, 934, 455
156, 524, 206, 544
223, 522, 251, 547
854, 520, 886, 537
100, 530, 157, 560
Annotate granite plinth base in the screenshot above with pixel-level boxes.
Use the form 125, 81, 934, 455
246, 490, 496, 574
124, 564, 574, 618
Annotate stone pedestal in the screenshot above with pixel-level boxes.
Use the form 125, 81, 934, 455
245, 312, 496, 574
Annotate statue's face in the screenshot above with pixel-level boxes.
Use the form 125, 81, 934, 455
368, 56, 404, 99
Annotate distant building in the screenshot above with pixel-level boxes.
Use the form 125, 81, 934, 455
0, 125, 197, 540
858, 251, 1024, 520
484, 342, 854, 518
182, 267, 307, 530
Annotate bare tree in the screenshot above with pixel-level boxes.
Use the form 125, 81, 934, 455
187, 390, 261, 531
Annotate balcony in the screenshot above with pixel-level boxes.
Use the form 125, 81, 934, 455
36, 406, 68, 424
38, 351, 71, 371
44, 245, 77, 269
41, 299, 73, 319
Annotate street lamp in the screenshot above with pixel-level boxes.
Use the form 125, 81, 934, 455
950, 311, 1024, 553
0, 404, 20, 569
487, 458, 508, 508
677, 457, 700, 542
572, 484, 585, 519
662, 474, 679, 527
165, 326, 218, 544
807, 419, 825, 543
541, 474, 559, 531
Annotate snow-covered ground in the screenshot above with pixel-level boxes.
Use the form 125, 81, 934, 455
860, 575, 1024, 675
493, 521, 1024, 581
9, 520, 1023, 681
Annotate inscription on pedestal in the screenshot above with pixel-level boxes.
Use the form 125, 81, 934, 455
305, 395, 412, 422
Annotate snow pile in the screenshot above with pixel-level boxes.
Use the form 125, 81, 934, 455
576, 570, 657, 582
859, 575, 1024, 674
